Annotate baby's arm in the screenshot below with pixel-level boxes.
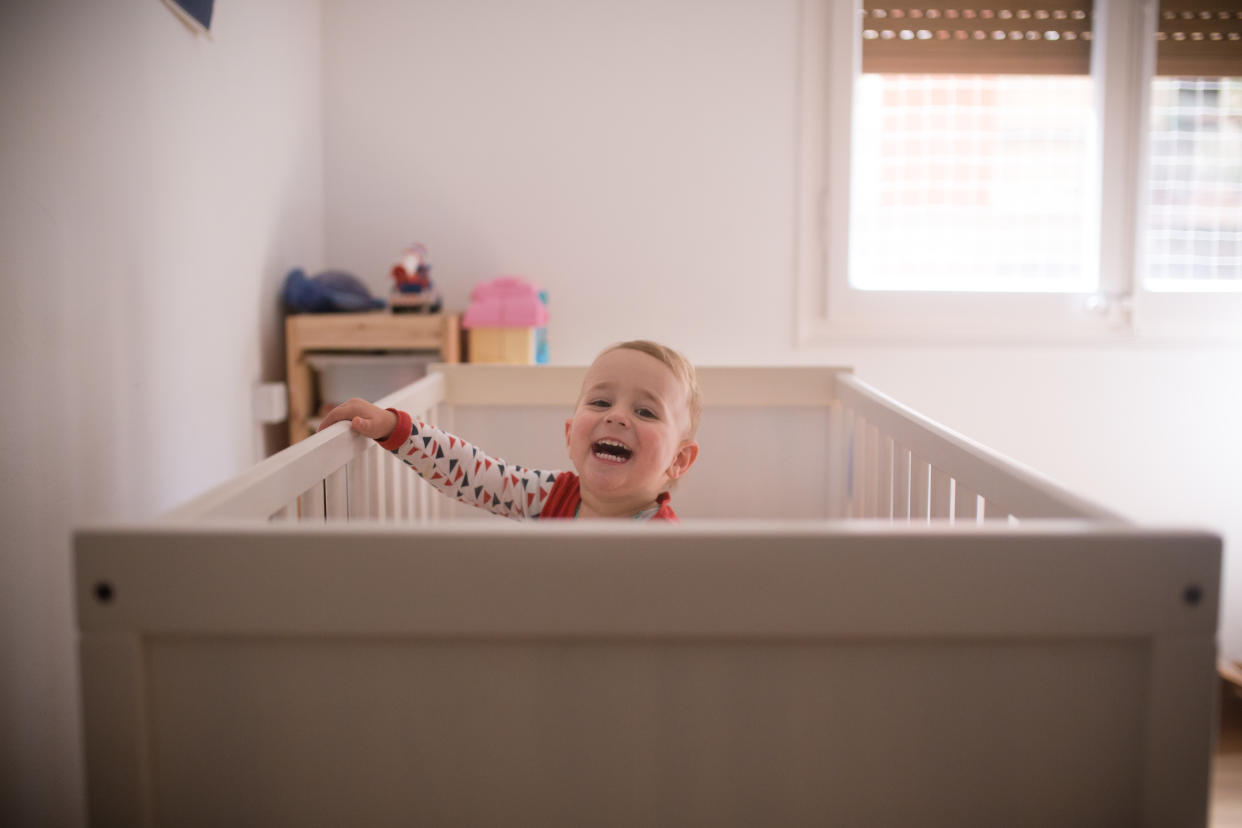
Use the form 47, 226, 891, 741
319, 399, 560, 520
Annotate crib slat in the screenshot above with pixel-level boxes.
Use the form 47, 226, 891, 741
379, 448, 390, 520
398, 461, 408, 521
954, 483, 980, 525
859, 422, 873, 518
391, 460, 404, 522
877, 435, 894, 520
826, 402, 848, 519
398, 460, 412, 522
346, 458, 366, 521
404, 472, 416, 523
271, 500, 298, 522
429, 462, 441, 524
851, 413, 867, 518
842, 409, 856, 517
383, 453, 397, 520
910, 456, 930, 522
860, 418, 876, 519
409, 409, 427, 524
367, 447, 383, 520
300, 481, 326, 523
325, 467, 348, 520
930, 468, 951, 519
982, 498, 1012, 522
857, 421, 870, 517
416, 471, 429, 524
892, 442, 911, 522
859, 422, 869, 518
428, 406, 445, 523
863, 423, 881, 518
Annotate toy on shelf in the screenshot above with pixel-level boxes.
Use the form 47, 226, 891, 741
282, 268, 386, 313
389, 243, 442, 313
462, 276, 549, 364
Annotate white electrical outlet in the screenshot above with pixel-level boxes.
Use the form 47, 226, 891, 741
252, 382, 288, 424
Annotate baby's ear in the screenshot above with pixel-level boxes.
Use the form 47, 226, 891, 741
667, 441, 699, 479
564, 418, 573, 450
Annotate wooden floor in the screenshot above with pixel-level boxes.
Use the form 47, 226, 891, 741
1213, 680, 1242, 826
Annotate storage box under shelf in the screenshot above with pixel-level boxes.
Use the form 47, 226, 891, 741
306, 352, 438, 413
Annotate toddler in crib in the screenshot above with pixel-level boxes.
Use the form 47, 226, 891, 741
317, 340, 701, 521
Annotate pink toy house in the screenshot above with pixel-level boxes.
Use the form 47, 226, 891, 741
462, 276, 548, 364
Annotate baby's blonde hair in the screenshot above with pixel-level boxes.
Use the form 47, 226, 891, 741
603, 340, 701, 438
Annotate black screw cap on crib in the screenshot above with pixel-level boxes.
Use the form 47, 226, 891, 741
1183, 584, 1204, 607
93, 582, 114, 605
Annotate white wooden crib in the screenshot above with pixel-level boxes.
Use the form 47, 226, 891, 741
75, 365, 1221, 827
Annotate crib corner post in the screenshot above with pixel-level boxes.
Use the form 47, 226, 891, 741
1139, 635, 1216, 827
79, 633, 155, 827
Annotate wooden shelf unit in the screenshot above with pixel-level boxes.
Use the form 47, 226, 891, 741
285, 312, 460, 443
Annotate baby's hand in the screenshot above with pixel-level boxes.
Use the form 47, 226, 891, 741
317, 398, 398, 441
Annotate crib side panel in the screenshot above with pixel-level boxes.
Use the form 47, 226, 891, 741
75, 525, 1219, 827
836, 374, 1120, 522
442, 405, 836, 520
427, 365, 845, 520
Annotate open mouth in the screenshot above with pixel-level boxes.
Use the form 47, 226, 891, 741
591, 439, 633, 463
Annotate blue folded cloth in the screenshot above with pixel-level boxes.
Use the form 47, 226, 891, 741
283, 268, 386, 313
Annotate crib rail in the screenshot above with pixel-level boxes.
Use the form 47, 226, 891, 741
163, 372, 448, 523
162, 366, 1121, 525
836, 374, 1123, 523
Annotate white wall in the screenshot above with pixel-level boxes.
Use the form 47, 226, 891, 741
322, 0, 798, 360
322, 0, 1242, 652
0, 1, 324, 825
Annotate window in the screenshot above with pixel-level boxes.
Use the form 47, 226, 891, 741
796, 1, 1242, 341
1146, 77, 1242, 289
851, 74, 1094, 293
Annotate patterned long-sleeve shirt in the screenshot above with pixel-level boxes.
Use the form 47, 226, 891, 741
378, 409, 563, 519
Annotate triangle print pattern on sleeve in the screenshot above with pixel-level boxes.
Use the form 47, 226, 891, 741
387, 414, 560, 520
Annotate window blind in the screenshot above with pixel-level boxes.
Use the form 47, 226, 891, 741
1156, 2, 1242, 77
861, 3, 1093, 75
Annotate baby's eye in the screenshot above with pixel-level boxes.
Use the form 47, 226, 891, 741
635, 407, 658, 419
587, 399, 610, 409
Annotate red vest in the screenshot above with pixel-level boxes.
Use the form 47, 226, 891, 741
540, 474, 678, 521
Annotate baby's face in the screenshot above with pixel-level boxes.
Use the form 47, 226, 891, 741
565, 349, 697, 512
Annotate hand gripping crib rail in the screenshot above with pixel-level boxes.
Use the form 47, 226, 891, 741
75, 365, 1221, 828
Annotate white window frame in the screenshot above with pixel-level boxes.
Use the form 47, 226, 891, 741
796, 0, 1242, 344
